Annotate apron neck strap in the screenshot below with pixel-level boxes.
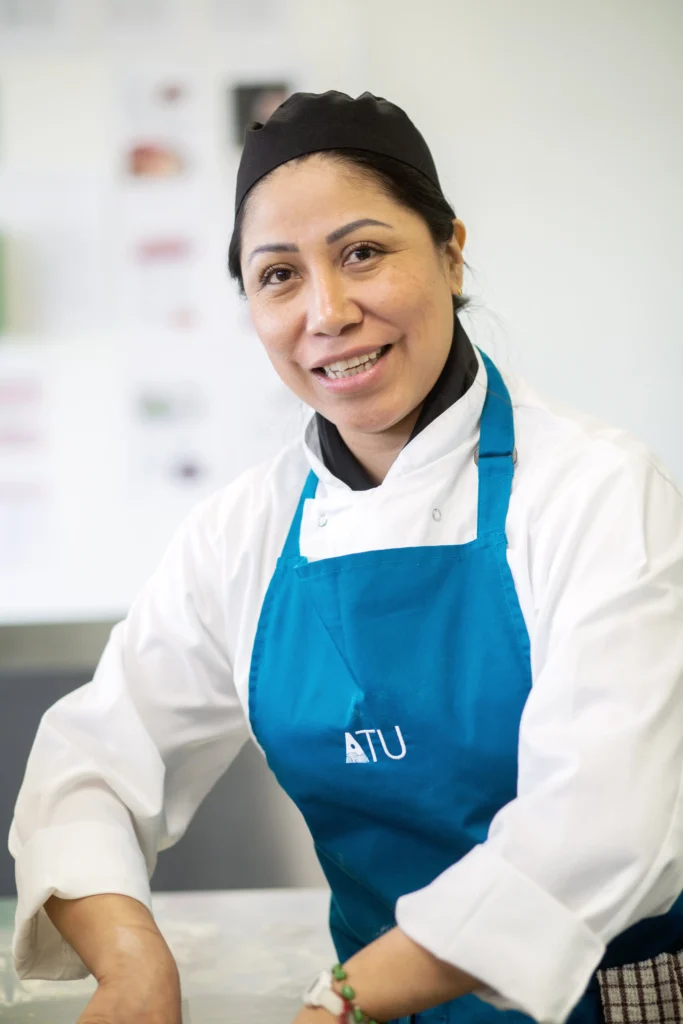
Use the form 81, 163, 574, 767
475, 350, 516, 537
281, 469, 319, 560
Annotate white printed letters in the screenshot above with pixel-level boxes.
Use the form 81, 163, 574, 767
345, 726, 406, 763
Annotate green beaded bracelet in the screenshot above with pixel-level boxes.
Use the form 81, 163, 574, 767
331, 963, 380, 1024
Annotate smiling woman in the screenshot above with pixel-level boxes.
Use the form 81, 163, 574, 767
232, 153, 464, 482
227, 131, 471, 482
9, 91, 683, 1024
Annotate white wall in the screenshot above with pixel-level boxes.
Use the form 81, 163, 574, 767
353, 0, 683, 481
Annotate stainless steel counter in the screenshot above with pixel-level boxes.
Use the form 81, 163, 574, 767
0, 889, 335, 1022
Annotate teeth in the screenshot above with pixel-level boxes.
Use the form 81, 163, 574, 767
322, 347, 385, 379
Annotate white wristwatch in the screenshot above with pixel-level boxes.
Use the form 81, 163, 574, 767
302, 968, 347, 1018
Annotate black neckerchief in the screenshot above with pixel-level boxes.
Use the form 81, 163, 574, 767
316, 318, 479, 490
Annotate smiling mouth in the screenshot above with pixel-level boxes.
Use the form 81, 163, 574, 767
314, 345, 391, 380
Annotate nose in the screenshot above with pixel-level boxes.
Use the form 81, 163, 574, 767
306, 267, 362, 337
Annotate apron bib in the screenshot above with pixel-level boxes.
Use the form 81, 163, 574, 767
248, 353, 682, 1023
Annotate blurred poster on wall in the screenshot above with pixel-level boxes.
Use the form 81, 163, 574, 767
115, 71, 207, 338
122, 235, 201, 333
0, 374, 43, 449
119, 74, 200, 181
0, 367, 55, 572
0, 174, 107, 338
231, 82, 291, 147
0, 234, 7, 334
127, 378, 216, 496
0, 480, 54, 572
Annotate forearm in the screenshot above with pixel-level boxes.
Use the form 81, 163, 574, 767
335, 926, 478, 1021
45, 893, 178, 986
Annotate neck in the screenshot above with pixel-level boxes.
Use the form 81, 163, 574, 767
337, 406, 423, 485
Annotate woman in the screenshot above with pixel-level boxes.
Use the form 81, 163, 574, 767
9, 91, 683, 1024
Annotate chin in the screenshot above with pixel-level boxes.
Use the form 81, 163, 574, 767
332, 406, 414, 437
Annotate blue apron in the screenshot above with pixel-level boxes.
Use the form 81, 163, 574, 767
249, 352, 683, 1023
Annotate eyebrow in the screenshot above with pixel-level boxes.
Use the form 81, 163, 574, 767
247, 218, 393, 264
326, 218, 392, 244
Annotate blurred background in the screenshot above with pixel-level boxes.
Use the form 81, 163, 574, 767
0, 0, 681, 897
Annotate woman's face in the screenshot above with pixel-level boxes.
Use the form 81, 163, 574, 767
240, 154, 465, 438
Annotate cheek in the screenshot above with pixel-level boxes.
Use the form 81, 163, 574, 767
371, 272, 447, 338
249, 302, 298, 362
367, 256, 445, 318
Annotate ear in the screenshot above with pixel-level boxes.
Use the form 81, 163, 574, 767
445, 218, 467, 295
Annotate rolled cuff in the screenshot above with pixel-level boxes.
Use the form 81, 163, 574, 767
12, 821, 152, 980
395, 843, 605, 1024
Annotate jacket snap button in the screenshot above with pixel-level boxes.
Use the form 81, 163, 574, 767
432, 508, 442, 522
317, 514, 328, 527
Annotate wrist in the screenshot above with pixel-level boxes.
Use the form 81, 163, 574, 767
303, 965, 380, 1024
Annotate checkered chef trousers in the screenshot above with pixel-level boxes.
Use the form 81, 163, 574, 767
597, 950, 683, 1022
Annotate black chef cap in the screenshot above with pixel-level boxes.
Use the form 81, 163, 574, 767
235, 90, 442, 215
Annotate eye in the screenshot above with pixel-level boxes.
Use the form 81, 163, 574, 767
259, 265, 295, 288
344, 242, 384, 266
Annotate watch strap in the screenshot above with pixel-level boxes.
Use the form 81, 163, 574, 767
303, 968, 347, 1018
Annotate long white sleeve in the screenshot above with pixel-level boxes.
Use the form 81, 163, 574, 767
396, 441, 683, 1023
9, 501, 249, 980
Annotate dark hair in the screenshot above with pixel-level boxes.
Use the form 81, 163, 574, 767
227, 148, 468, 316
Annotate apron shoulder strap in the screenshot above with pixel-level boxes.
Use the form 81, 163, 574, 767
281, 469, 319, 561
476, 351, 517, 538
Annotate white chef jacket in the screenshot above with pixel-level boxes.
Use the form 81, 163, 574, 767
9, 350, 683, 1024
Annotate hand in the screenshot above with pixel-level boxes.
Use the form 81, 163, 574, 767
77, 964, 182, 1023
